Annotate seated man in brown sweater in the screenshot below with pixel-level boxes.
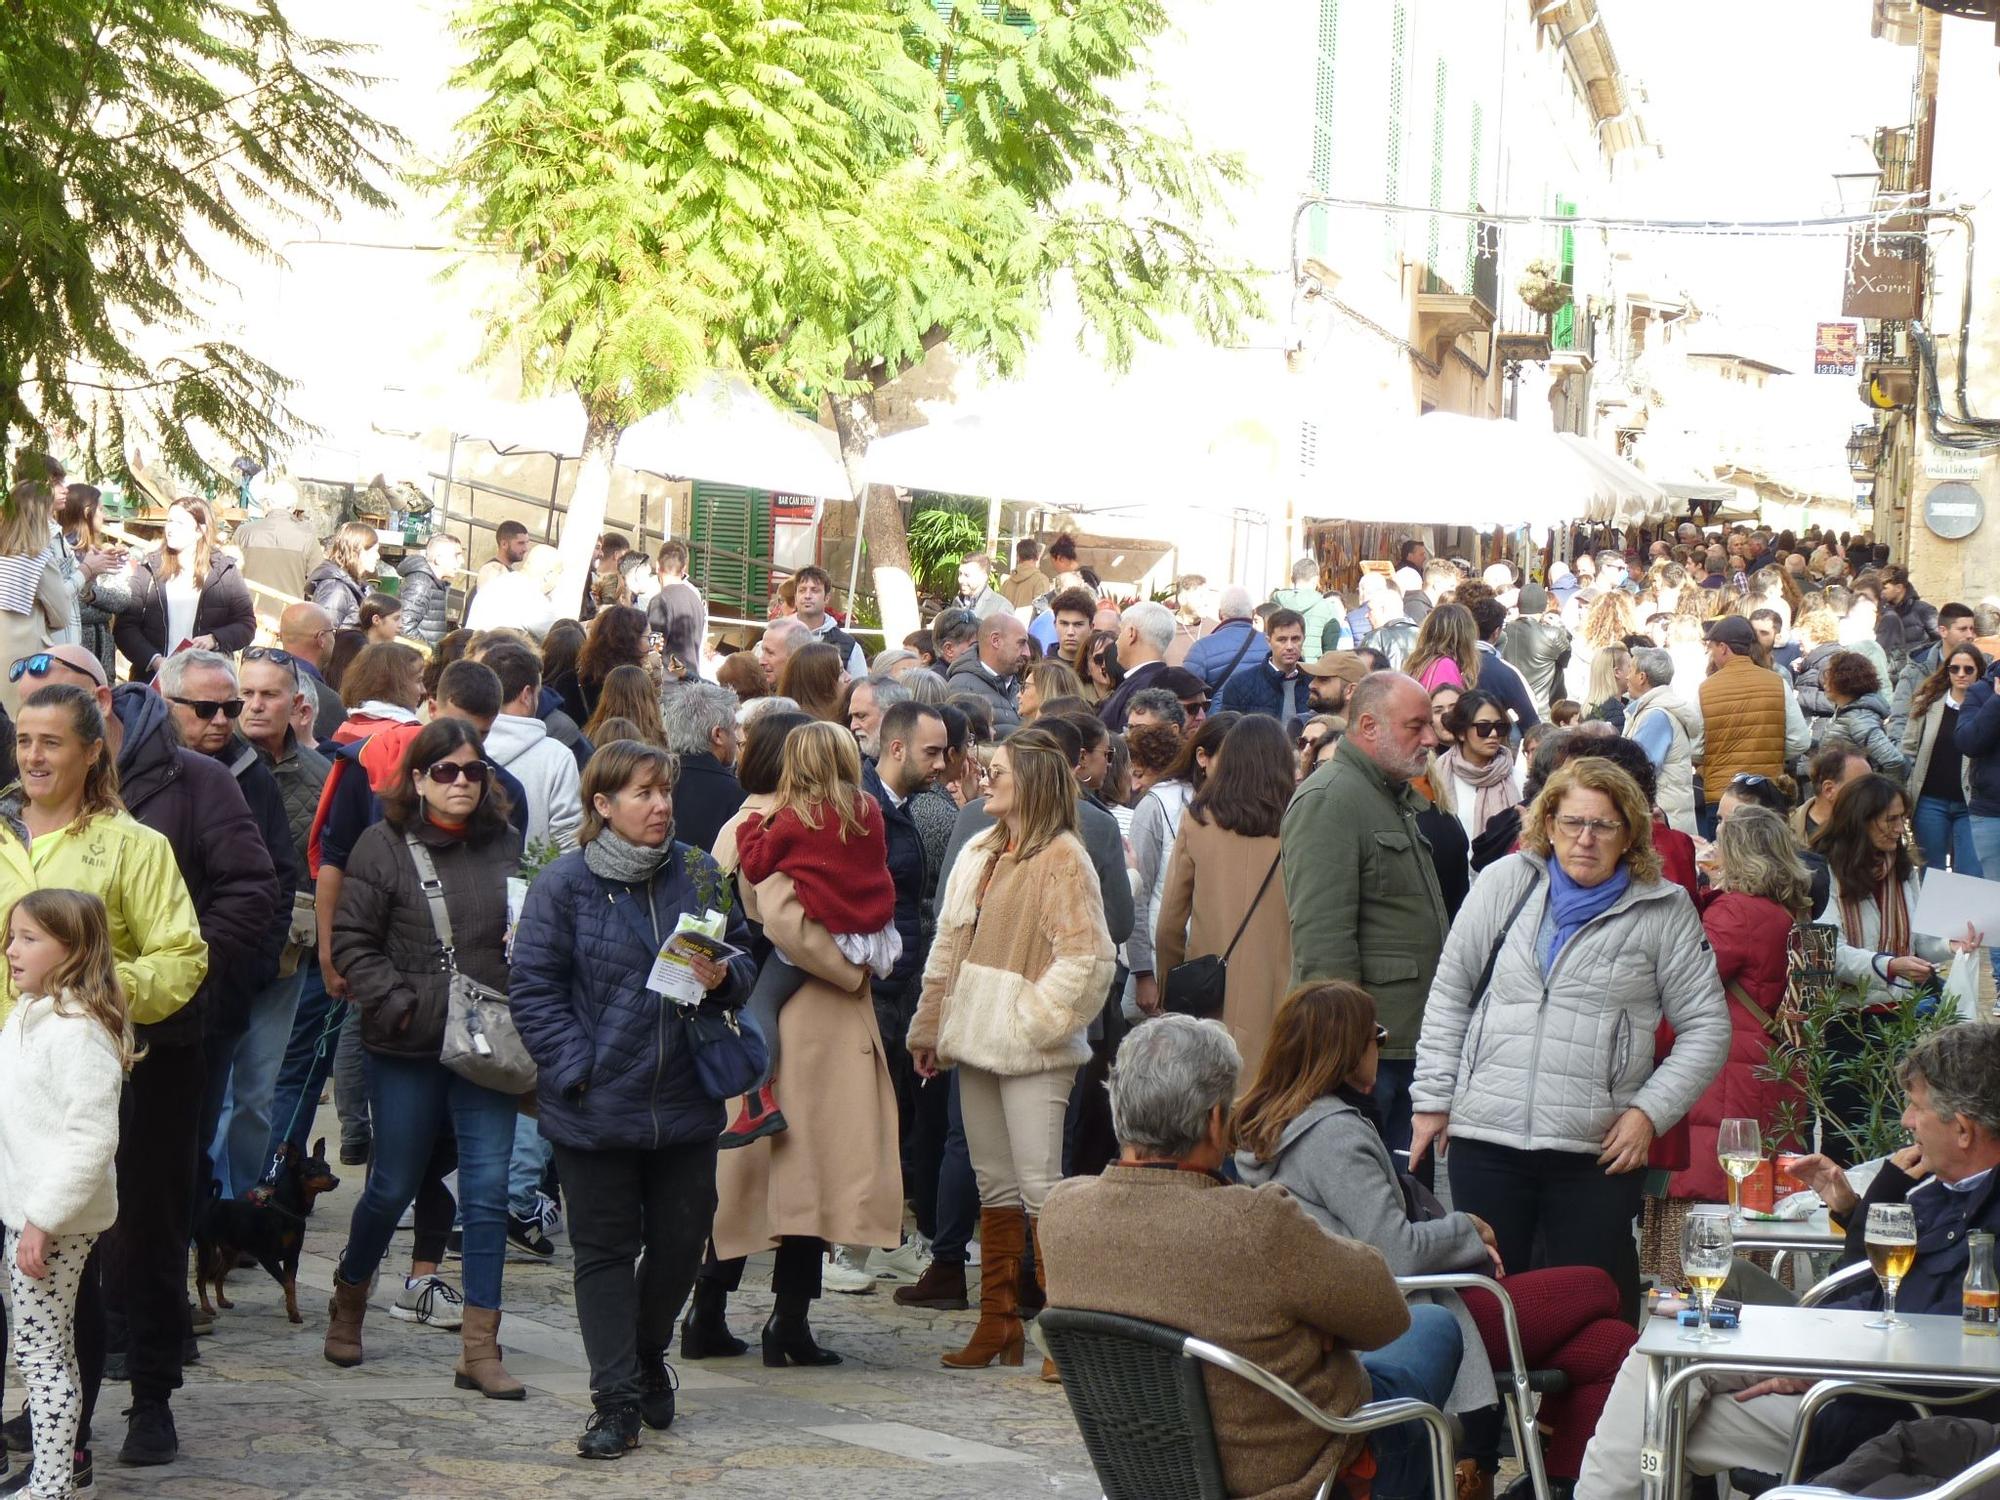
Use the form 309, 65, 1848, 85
1040, 1015, 1462, 1500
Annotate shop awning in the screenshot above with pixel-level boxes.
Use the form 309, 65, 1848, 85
615, 374, 851, 498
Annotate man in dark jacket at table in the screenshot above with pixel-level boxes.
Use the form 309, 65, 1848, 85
1576, 1023, 2000, 1500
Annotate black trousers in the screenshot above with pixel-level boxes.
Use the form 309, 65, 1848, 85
908, 1074, 951, 1241
1446, 1135, 1647, 1324
103, 1038, 207, 1406
700, 1235, 825, 1301
552, 1139, 717, 1411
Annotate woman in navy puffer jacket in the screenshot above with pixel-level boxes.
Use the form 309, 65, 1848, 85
510, 739, 755, 1461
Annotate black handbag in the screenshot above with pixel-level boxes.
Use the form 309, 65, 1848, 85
1162, 853, 1281, 1020
679, 1003, 768, 1102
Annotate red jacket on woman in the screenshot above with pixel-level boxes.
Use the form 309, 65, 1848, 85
1669, 889, 1797, 1201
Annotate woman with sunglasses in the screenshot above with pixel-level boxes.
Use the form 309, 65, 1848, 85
1238, 981, 1638, 1500
113, 497, 255, 684
1435, 689, 1520, 842
1072, 628, 1121, 705
323, 717, 526, 1399
1903, 643, 1987, 881
1410, 758, 1730, 1321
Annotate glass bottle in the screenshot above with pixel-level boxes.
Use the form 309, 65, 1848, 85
1964, 1231, 1998, 1337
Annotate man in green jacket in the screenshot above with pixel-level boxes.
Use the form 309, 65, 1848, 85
1282, 672, 1450, 1174
1271, 556, 1347, 654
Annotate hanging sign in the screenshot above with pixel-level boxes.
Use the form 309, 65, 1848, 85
1814, 322, 1859, 376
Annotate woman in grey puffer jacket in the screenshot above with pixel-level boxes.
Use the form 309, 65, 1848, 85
1410, 758, 1729, 1319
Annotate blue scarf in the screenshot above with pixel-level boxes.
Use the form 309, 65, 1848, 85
1542, 858, 1630, 972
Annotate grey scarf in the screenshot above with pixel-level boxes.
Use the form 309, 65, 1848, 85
584, 825, 676, 885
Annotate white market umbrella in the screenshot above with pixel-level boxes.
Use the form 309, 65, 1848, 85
1314, 412, 1622, 531
442, 392, 589, 457
1557, 433, 1672, 527
616, 373, 850, 498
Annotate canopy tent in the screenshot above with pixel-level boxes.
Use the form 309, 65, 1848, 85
616, 373, 850, 498
440, 393, 589, 457
1555, 433, 1674, 527
1308, 412, 1628, 533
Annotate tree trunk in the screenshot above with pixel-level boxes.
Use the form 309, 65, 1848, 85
829, 395, 920, 647
554, 414, 618, 625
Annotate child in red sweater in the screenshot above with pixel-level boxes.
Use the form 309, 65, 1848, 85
725, 722, 900, 1144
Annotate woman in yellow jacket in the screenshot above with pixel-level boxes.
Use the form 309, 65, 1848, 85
0, 684, 208, 1028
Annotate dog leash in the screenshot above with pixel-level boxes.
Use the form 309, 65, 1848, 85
265, 996, 351, 1183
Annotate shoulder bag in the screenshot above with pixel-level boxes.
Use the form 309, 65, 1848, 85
1163, 853, 1281, 1020
1469, 873, 1542, 1013
681, 1004, 768, 1103
406, 836, 537, 1095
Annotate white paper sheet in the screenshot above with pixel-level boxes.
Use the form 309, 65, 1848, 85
1911, 868, 2000, 943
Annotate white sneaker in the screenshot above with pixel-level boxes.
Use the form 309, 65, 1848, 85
823, 1247, 876, 1295
534, 1190, 563, 1238
869, 1233, 932, 1282
390, 1273, 464, 1329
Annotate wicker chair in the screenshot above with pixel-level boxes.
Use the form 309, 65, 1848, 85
1040, 1306, 1456, 1500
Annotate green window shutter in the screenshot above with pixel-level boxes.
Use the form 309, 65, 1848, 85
1308, 0, 1339, 258
1425, 57, 1447, 286
1552, 195, 1578, 351
688, 482, 771, 616
1385, 1, 1407, 265
1464, 100, 1484, 293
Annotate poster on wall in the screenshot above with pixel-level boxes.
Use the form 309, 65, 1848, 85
1814, 322, 1859, 376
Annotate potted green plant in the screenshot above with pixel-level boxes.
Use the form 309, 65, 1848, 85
1517, 258, 1573, 318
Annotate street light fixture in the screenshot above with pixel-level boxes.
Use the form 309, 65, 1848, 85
1832, 139, 1884, 216
1847, 423, 1883, 478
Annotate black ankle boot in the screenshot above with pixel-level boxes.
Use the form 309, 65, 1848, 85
761, 1294, 841, 1368
680, 1279, 747, 1360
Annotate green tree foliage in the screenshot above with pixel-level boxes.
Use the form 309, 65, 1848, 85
442, 0, 1259, 637
0, 0, 401, 480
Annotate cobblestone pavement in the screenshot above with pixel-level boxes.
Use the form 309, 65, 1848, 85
71, 1111, 1101, 1500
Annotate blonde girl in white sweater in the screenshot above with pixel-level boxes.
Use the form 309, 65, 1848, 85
0, 890, 136, 1499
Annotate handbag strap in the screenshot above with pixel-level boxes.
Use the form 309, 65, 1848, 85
1217, 622, 1259, 687
1725, 976, 1779, 1034
1470, 874, 1541, 1011
1221, 853, 1282, 963
404, 834, 456, 969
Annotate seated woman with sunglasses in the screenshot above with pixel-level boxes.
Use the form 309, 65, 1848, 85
324, 718, 526, 1400
1238, 981, 1638, 1500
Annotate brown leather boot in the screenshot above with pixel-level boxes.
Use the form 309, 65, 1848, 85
323, 1274, 369, 1368
1030, 1217, 1060, 1383
454, 1305, 527, 1400
941, 1207, 1025, 1369
893, 1259, 969, 1310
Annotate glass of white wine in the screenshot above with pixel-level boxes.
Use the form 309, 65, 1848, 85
1680, 1207, 1735, 1344
1864, 1203, 1917, 1330
1717, 1118, 1761, 1220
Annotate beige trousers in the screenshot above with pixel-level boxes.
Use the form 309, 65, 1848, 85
958, 1065, 1073, 1215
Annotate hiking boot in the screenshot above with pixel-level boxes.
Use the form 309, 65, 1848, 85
577, 1405, 640, 1460
637, 1349, 677, 1430
117, 1401, 176, 1467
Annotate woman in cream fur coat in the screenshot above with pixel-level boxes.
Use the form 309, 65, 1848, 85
909, 730, 1115, 1373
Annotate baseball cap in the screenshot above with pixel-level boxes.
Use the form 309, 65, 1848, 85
1302, 651, 1369, 686
1154, 667, 1210, 707
1704, 616, 1759, 650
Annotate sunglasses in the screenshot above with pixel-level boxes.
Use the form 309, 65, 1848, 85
169, 695, 244, 721
8, 654, 59, 684
423, 760, 491, 786
1950, 663, 1981, 677
1730, 773, 1773, 791
241, 645, 301, 681
1467, 721, 1507, 739
1375, 1024, 1390, 1046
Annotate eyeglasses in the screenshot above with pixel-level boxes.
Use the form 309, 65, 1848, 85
241, 646, 302, 683
169, 696, 244, 721
423, 761, 491, 786
1553, 814, 1624, 839
1467, 720, 1507, 739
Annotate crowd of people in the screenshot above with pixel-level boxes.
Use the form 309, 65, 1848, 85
0, 453, 1998, 1498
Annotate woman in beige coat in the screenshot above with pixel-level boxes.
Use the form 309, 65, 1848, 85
1155, 714, 1295, 1079
694, 710, 903, 1369
909, 728, 1116, 1372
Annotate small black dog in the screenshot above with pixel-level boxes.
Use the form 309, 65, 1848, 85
193, 1137, 339, 1324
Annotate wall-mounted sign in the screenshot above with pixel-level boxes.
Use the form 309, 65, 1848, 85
1923, 449, 1989, 481
1923, 481, 1986, 541
1843, 231, 1923, 320
1814, 322, 1859, 375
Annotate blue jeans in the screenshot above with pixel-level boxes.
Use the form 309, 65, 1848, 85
1927, 800, 2000, 986
1372, 1057, 1431, 1189
509, 1114, 553, 1220
209, 969, 305, 1197
1358, 1303, 1462, 1500
266, 969, 342, 1161
337, 1052, 514, 1308
1960, 816, 2000, 992
929, 1071, 978, 1266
